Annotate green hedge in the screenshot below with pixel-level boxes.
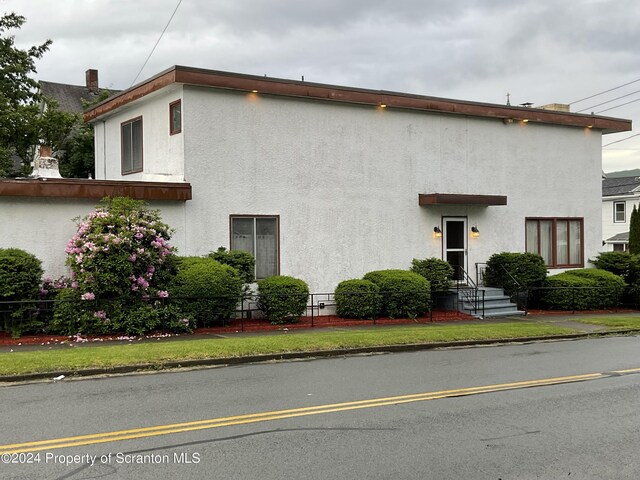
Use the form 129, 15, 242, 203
334, 279, 382, 319
257, 275, 309, 324
541, 269, 626, 310
168, 257, 243, 326
410, 258, 453, 292
484, 252, 547, 296
209, 247, 255, 284
362, 270, 430, 319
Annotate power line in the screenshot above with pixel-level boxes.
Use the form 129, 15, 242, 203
603, 133, 640, 148
596, 97, 640, 115
577, 88, 640, 113
569, 77, 640, 105
130, 0, 183, 87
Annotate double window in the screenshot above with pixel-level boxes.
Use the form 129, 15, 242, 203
121, 117, 143, 174
526, 218, 583, 267
614, 201, 626, 223
230, 216, 279, 279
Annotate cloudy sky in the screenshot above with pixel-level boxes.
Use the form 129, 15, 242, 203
4, 0, 639, 172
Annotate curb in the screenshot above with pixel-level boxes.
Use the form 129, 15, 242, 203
3, 329, 639, 384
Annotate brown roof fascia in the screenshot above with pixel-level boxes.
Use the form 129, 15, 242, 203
419, 193, 508, 206
0, 178, 192, 201
84, 66, 632, 134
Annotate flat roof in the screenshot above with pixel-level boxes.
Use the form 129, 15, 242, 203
84, 65, 632, 134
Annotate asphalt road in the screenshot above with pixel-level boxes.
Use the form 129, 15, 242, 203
2, 336, 640, 479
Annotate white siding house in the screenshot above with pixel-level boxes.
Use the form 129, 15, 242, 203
602, 176, 640, 251
2, 66, 631, 294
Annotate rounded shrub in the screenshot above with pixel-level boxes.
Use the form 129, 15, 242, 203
410, 258, 453, 292
0, 248, 45, 337
541, 269, 626, 310
334, 279, 382, 319
592, 251, 634, 279
362, 270, 430, 319
0, 248, 43, 300
168, 257, 243, 326
484, 252, 547, 296
209, 247, 255, 284
257, 275, 309, 324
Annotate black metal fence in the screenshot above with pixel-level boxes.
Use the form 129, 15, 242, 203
1, 289, 459, 337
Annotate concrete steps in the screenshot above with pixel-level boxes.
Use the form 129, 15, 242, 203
456, 286, 525, 319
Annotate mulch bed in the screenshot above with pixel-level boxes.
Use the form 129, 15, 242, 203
0, 309, 475, 346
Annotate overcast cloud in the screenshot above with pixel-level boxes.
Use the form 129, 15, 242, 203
3, 0, 639, 171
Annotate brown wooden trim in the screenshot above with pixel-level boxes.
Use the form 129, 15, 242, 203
169, 99, 182, 135
419, 193, 507, 206
0, 178, 192, 201
525, 217, 584, 268
84, 66, 632, 134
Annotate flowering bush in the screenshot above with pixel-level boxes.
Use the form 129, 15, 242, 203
54, 197, 180, 334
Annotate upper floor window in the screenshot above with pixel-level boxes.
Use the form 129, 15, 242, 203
121, 117, 143, 174
170, 100, 181, 135
230, 216, 279, 279
614, 201, 626, 223
525, 217, 583, 268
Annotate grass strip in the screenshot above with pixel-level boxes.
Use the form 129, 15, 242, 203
0, 322, 576, 377
569, 315, 640, 330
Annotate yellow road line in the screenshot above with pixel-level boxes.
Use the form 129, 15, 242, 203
0, 372, 608, 454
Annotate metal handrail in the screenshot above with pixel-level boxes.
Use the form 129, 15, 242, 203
455, 265, 485, 317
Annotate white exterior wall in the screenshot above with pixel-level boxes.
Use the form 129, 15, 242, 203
177, 87, 602, 292
94, 86, 185, 182
1, 197, 188, 278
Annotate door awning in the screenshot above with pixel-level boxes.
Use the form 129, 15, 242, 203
418, 193, 507, 206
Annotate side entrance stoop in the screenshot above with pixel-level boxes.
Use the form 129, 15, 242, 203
456, 286, 525, 319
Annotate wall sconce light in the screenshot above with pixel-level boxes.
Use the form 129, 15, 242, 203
502, 118, 513, 125
471, 226, 480, 238
433, 226, 442, 238
379, 103, 387, 108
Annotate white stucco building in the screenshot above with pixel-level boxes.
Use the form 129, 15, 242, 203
1, 66, 632, 293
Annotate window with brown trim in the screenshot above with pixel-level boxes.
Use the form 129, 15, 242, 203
230, 216, 279, 279
525, 218, 583, 267
169, 100, 181, 135
121, 117, 143, 174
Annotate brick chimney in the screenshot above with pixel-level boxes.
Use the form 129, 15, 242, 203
85, 69, 99, 93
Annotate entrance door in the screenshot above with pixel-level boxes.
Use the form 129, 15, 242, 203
443, 217, 467, 281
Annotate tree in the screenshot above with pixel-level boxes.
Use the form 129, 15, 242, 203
629, 205, 640, 255
58, 89, 111, 178
0, 13, 49, 175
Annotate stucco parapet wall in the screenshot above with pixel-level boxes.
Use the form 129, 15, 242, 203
84, 65, 632, 134
0, 178, 192, 201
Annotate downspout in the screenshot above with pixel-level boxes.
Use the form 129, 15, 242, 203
102, 120, 107, 180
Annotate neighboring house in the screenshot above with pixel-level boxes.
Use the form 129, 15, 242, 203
601, 176, 640, 251
33, 70, 119, 178
1, 65, 632, 295
39, 69, 104, 115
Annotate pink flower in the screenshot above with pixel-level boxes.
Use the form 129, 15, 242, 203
128, 254, 137, 262
157, 290, 169, 298
81, 292, 95, 301
71, 281, 79, 289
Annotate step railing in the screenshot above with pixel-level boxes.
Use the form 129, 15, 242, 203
455, 265, 485, 318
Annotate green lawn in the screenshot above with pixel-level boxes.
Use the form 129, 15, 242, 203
571, 315, 640, 330
0, 322, 577, 377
